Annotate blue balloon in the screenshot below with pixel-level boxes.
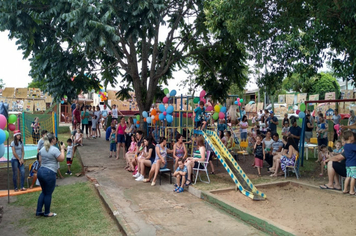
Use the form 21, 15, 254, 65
220, 106, 227, 113
159, 113, 165, 120
299, 111, 305, 119
234, 101, 238, 105
0, 144, 4, 157
133, 118, 137, 124
0, 130, 5, 144
136, 124, 140, 128
142, 111, 148, 118
146, 117, 152, 124
166, 105, 174, 114
159, 104, 166, 112
166, 114, 173, 123
170, 90, 177, 96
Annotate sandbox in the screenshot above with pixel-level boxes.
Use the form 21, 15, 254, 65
208, 181, 356, 235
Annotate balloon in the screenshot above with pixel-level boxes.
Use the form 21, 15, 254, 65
133, 118, 137, 124
238, 102, 241, 106
155, 115, 159, 121
166, 114, 173, 123
147, 117, 152, 124
0, 130, 5, 144
240, 98, 244, 103
298, 111, 305, 119
163, 111, 167, 116
219, 112, 225, 119
151, 109, 157, 115
334, 124, 340, 131
300, 103, 306, 112
159, 113, 165, 120
151, 115, 155, 121
166, 105, 174, 114
296, 110, 300, 115
200, 98, 206, 104
0, 115, 6, 129
220, 106, 227, 113
8, 114, 17, 124
193, 97, 200, 104
170, 90, 177, 96
136, 115, 140, 121
299, 118, 303, 122
8, 124, 16, 131
237, 98, 240, 102
61, 100, 64, 104
4, 130, 9, 140
163, 97, 169, 103
166, 93, 170, 98
212, 112, 219, 120
142, 111, 148, 118
136, 124, 140, 128
200, 90, 206, 98
234, 101, 238, 105
143, 118, 147, 122
163, 88, 169, 95
214, 105, 220, 113
0, 144, 4, 158
206, 106, 213, 112
159, 104, 166, 112
136, 120, 140, 124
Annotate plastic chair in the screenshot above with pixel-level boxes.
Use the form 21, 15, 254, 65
193, 151, 211, 184
27, 163, 33, 188
237, 141, 249, 162
328, 141, 334, 148
310, 138, 317, 144
284, 154, 300, 179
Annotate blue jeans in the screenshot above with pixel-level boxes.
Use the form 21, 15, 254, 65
36, 167, 56, 215
11, 159, 25, 189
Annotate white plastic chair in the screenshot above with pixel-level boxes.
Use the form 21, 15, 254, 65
193, 150, 211, 184
285, 154, 300, 179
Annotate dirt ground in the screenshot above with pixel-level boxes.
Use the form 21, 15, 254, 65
0, 196, 29, 236
214, 183, 356, 236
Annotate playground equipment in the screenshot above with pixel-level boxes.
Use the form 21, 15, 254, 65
194, 129, 266, 201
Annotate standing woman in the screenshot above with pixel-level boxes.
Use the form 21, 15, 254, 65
31, 117, 41, 144
11, 130, 26, 191
263, 130, 274, 168
81, 106, 89, 139
116, 117, 126, 159
125, 117, 135, 151
36, 133, 65, 217
95, 105, 102, 138
240, 115, 248, 141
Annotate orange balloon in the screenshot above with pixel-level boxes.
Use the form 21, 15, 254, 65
137, 120, 140, 124
151, 109, 157, 115
143, 118, 147, 122
155, 115, 159, 121
152, 119, 156, 124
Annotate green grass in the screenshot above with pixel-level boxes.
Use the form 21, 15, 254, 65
11, 182, 120, 236
58, 126, 70, 134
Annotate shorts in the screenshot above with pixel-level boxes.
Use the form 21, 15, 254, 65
240, 132, 247, 140
332, 161, 346, 177
88, 121, 92, 126
110, 142, 117, 152
346, 166, 356, 178
153, 158, 167, 169
66, 158, 73, 166
195, 121, 202, 128
305, 131, 312, 140
92, 127, 97, 131
254, 157, 263, 168
317, 138, 328, 146
117, 134, 125, 143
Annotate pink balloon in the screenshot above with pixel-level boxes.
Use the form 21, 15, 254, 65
0, 115, 6, 130
163, 97, 169, 103
219, 112, 225, 119
206, 106, 213, 112
237, 98, 240, 102
200, 98, 206, 104
296, 110, 300, 115
163, 111, 167, 116
238, 102, 241, 106
334, 124, 340, 131
200, 90, 206, 98
8, 124, 16, 131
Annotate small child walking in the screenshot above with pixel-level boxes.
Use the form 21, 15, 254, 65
316, 144, 330, 176
109, 127, 117, 158
254, 135, 265, 176
65, 139, 74, 175
91, 115, 98, 138
341, 131, 356, 195
173, 158, 187, 193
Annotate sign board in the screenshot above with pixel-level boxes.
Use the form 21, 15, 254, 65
278, 95, 286, 103
2, 87, 14, 98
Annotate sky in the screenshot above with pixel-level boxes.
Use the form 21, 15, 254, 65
0, 31, 257, 95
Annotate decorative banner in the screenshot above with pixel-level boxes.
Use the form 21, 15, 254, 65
28, 88, 41, 98
286, 94, 295, 113
308, 94, 319, 105
297, 93, 307, 108
325, 92, 335, 100
341, 90, 353, 114
23, 100, 34, 112
2, 87, 15, 98
35, 100, 46, 111
257, 102, 264, 112
44, 93, 53, 103
278, 94, 286, 103
15, 88, 28, 99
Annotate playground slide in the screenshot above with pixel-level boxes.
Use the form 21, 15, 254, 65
195, 129, 266, 201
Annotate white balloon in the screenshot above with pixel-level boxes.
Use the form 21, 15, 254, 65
166, 94, 170, 98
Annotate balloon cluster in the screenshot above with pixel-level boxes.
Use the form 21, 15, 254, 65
142, 104, 174, 124
234, 97, 244, 106
98, 87, 108, 102
192, 90, 207, 104
0, 114, 17, 157
133, 115, 141, 128
211, 105, 227, 120
297, 103, 306, 122
334, 124, 341, 137
162, 88, 177, 103
61, 95, 68, 104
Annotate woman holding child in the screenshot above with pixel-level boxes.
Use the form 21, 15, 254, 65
173, 134, 187, 170
270, 136, 299, 177
185, 136, 206, 185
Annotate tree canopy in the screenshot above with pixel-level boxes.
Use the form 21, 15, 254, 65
310, 73, 340, 100
0, 0, 248, 111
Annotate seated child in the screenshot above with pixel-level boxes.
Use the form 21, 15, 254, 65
29, 154, 40, 189
316, 144, 330, 176
333, 140, 343, 154
65, 139, 74, 175
74, 127, 83, 146
173, 158, 187, 193
341, 130, 356, 195
281, 122, 289, 137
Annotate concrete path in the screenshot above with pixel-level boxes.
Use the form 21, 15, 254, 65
78, 136, 265, 236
